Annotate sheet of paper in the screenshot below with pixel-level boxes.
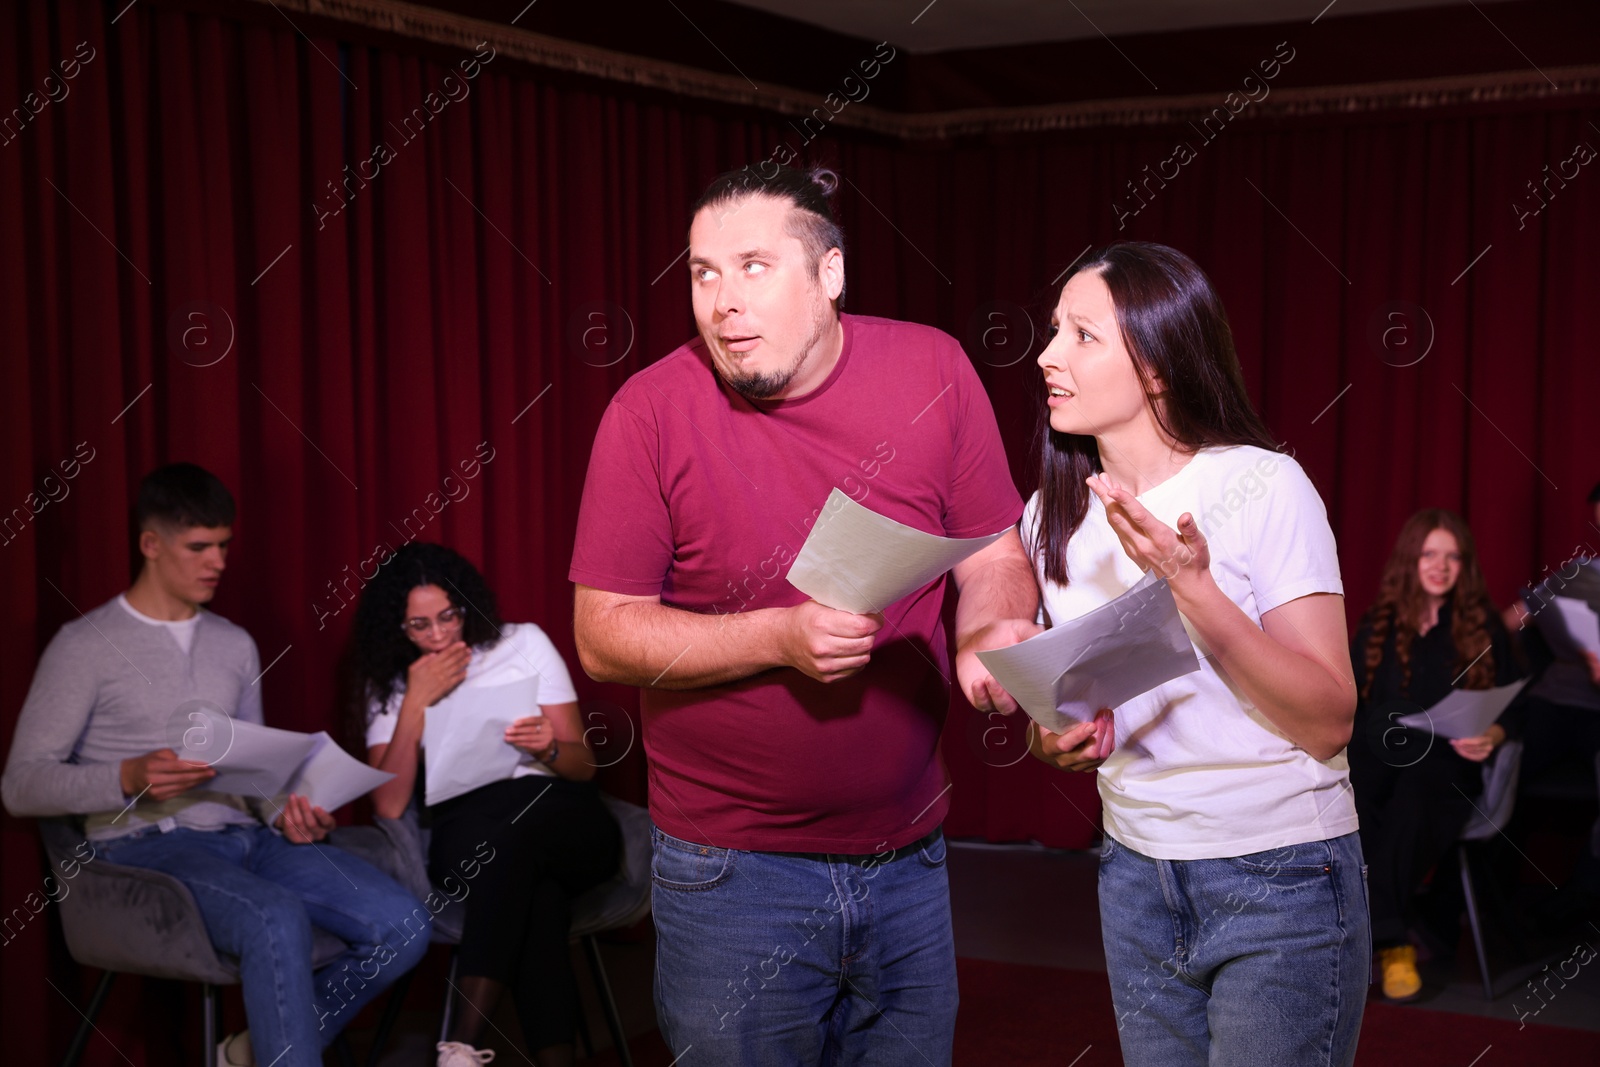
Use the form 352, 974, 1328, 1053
284, 732, 396, 812
1549, 596, 1600, 659
785, 489, 1008, 614
1395, 679, 1529, 740
976, 571, 1201, 734
176, 711, 319, 798
422, 676, 540, 806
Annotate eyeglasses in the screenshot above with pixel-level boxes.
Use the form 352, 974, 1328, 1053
402, 606, 467, 634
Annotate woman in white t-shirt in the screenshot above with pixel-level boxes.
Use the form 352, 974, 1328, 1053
1021, 243, 1367, 1066
348, 543, 620, 1067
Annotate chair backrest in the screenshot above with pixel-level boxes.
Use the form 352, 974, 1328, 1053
1460, 740, 1523, 841
37, 817, 238, 982
328, 789, 654, 942
44, 817, 354, 980
570, 794, 654, 937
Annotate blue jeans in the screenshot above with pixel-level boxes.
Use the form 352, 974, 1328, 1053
649, 825, 957, 1066
1098, 832, 1370, 1067
99, 824, 430, 1067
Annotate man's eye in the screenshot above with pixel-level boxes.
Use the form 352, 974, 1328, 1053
745, 262, 767, 275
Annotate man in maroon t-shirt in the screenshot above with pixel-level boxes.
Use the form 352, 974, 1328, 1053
570, 166, 1037, 1065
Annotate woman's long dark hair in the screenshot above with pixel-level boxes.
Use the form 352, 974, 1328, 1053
342, 542, 505, 747
1034, 242, 1279, 585
1359, 509, 1496, 699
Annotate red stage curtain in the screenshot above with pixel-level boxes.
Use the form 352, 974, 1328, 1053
4, 2, 1598, 1060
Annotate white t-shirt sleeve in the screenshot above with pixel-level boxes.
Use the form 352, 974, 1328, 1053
364, 689, 404, 748
1243, 455, 1343, 615
515, 624, 579, 706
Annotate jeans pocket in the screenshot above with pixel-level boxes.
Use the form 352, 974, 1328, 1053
651, 827, 736, 892
1225, 840, 1333, 877
1099, 834, 1118, 862
916, 829, 947, 869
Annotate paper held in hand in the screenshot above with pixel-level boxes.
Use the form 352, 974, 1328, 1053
975, 571, 1202, 735
1395, 679, 1530, 740
1546, 596, 1600, 660
176, 710, 318, 798
422, 675, 539, 806
785, 488, 1009, 614
285, 732, 396, 813
175, 709, 395, 809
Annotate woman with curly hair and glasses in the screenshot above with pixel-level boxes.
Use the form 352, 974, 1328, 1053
347, 542, 620, 1067
1347, 509, 1523, 1002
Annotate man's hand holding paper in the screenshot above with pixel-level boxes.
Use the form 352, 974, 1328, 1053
274, 792, 336, 844
777, 599, 886, 684
284, 731, 396, 813
957, 617, 1042, 714
783, 488, 1017, 688
785, 489, 1010, 615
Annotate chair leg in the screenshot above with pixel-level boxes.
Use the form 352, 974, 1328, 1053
438, 948, 460, 1044
583, 935, 633, 1067
1459, 846, 1495, 1000
202, 983, 219, 1063
364, 965, 417, 1067
574, 981, 596, 1059
60, 971, 115, 1067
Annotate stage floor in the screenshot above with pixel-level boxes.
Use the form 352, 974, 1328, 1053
350, 836, 1600, 1064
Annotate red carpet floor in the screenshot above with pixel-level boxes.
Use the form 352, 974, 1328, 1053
588, 956, 1600, 1065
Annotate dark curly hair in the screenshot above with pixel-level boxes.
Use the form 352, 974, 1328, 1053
343, 542, 505, 746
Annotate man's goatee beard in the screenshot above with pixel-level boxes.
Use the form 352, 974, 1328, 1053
721, 306, 833, 401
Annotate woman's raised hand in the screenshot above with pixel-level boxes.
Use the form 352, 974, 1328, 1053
406, 642, 471, 707
1087, 472, 1210, 589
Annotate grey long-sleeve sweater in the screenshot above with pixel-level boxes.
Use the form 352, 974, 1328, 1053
3, 596, 265, 839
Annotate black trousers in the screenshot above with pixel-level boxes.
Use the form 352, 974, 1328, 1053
429, 776, 622, 1049
1348, 717, 1483, 947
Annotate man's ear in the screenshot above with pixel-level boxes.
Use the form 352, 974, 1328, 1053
138, 527, 163, 562
819, 247, 844, 302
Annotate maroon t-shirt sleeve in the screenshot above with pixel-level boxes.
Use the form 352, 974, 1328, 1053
943, 345, 1025, 536
569, 398, 674, 596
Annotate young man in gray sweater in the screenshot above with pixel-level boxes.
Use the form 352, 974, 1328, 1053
3, 464, 429, 1067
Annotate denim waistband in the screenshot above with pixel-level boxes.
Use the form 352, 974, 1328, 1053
813, 826, 943, 867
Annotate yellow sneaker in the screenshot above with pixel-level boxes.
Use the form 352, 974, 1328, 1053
1378, 944, 1422, 1001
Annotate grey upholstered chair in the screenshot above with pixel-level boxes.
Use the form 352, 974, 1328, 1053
39, 817, 362, 1067
328, 791, 653, 1067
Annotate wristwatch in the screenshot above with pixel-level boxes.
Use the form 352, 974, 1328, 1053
539, 739, 560, 765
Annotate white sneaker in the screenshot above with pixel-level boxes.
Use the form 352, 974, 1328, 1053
437, 1041, 496, 1066
217, 1031, 256, 1066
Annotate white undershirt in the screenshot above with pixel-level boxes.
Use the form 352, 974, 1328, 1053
118, 594, 202, 654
